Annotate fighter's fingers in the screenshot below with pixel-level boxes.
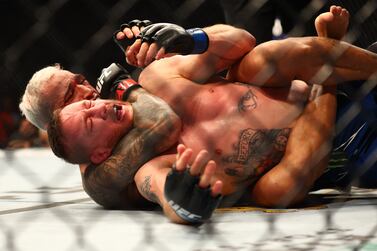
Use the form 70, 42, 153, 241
145, 43, 159, 66
198, 160, 216, 188
136, 42, 150, 67
210, 180, 223, 197
127, 38, 142, 55
190, 150, 210, 176
176, 144, 186, 161
156, 48, 178, 60
175, 147, 192, 172
131, 26, 142, 37
116, 31, 125, 40
126, 39, 142, 66
156, 47, 166, 60
120, 27, 135, 40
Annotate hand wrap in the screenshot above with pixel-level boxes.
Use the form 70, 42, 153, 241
164, 165, 222, 224
113, 19, 153, 53
95, 63, 140, 100
138, 23, 209, 55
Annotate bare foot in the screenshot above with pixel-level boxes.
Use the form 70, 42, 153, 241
315, 5, 349, 40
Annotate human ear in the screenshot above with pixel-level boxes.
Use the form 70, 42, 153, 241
90, 147, 111, 164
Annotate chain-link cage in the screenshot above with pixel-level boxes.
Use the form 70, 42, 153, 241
1, 0, 377, 250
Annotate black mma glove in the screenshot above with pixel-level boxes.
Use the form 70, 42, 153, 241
164, 165, 222, 224
138, 23, 209, 55
113, 19, 153, 53
95, 63, 141, 100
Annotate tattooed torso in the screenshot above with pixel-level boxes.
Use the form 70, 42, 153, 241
175, 78, 307, 195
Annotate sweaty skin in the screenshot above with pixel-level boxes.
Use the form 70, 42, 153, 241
82, 6, 361, 215
137, 64, 309, 204
136, 7, 375, 208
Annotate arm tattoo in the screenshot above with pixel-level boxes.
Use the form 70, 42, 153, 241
223, 128, 291, 178
82, 90, 181, 209
140, 176, 160, 204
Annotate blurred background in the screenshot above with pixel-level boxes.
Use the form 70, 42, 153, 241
1, 0, 377, 149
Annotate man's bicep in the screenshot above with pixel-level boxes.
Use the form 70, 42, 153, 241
82, 162, 147, 209
82, 128, 172, 208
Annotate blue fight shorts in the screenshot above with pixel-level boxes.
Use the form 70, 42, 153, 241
313, 83, 377, 189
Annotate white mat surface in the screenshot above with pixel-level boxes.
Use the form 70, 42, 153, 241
1, 149, 377, 251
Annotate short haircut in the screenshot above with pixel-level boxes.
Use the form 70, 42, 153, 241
20, 64, 62, 130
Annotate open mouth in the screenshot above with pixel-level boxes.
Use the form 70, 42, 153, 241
113, 104, 123, 121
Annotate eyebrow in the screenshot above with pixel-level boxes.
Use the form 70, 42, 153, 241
75, 74, 85, 84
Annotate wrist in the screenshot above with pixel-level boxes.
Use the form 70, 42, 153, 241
186, 28, 209, 54
162, 198, 189, 224
113, 79, 141, 101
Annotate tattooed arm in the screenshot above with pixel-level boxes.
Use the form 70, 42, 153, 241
81, 88, 181, 209
134, 154, 196, 224
133, 154, 176, 212
134, 146, 223, 225
251, 86, 337, 207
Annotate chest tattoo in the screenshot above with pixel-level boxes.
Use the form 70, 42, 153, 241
238, 88, 258, 112
222, 128, 291, 178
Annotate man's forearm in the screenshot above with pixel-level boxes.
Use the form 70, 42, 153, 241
203, 24, 256, 67
82, 90, 181, 208
252, 86, 337, 207
134, 155, 189, 224
185, 24, 256, 83
139, 24, 256, 86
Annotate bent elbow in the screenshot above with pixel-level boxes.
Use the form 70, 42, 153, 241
252, 175, 307, 208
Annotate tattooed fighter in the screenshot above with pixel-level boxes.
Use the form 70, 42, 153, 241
49, 7, 376, 224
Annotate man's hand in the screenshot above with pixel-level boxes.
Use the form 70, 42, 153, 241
138, 23, 208, 55
163, 144, 223, 224
95, 63, 137, 99
113, 19, 152, 66
116, 22, 209, 68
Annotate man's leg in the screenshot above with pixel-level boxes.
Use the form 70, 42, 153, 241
313, 89, 377, 190
248, 6, 348, 206
314, 89, 377, 190
228, 36, 377, 88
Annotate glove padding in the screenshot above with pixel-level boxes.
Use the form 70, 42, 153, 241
138, 23, 209, 55
95, 63, 139, 100
113, 19, 153, 53
164, 165, 222, 224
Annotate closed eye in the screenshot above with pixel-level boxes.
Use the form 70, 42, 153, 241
75, 74, 86, 85
63, 83, 74, 105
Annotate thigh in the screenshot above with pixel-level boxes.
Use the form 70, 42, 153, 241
334, 90, 377, 187
313, 88, 377, 190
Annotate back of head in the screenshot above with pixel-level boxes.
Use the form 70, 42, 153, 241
19, 64, 62, 130
47, 109, 91, 164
